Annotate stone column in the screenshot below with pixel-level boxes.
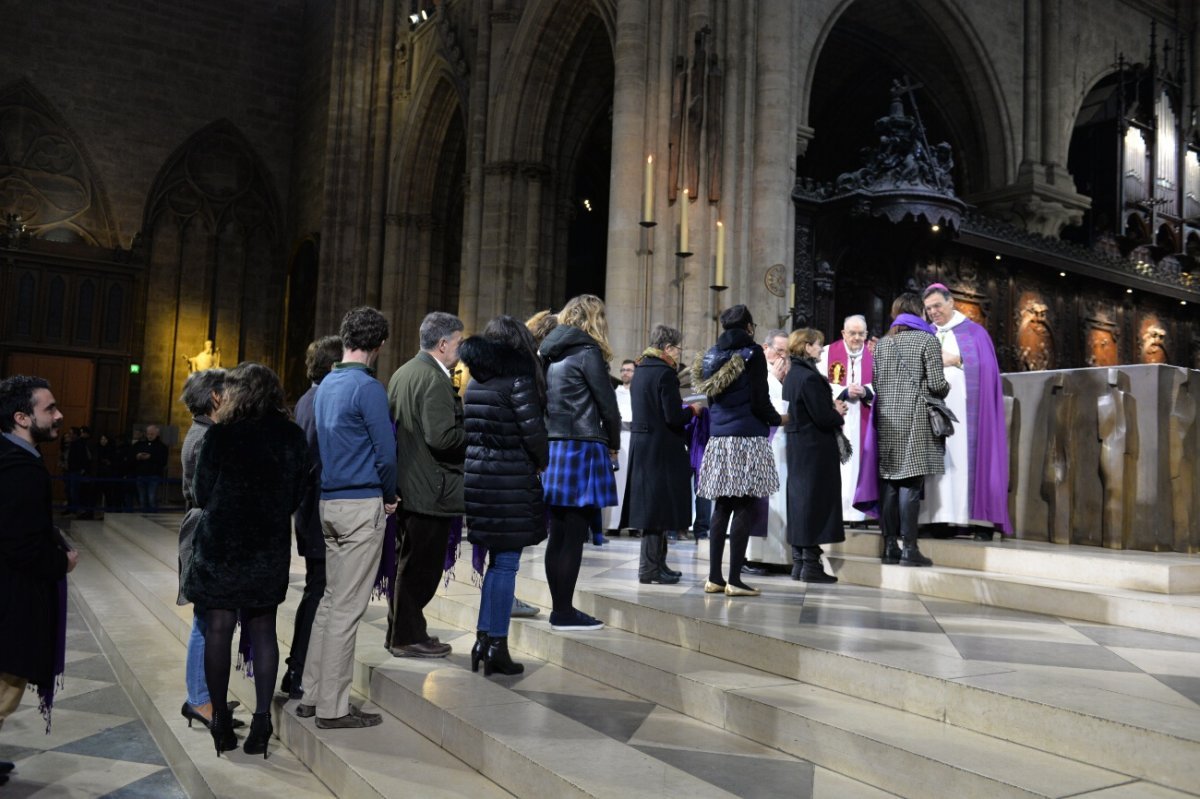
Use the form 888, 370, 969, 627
459, 0, 493, 333
605, 0, 650, 365
748, 0, 795, 324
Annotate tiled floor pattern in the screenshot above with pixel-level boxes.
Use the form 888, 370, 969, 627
0, 601, 186, 798
517, 536, 1200, 737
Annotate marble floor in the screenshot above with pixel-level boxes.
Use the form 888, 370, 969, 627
0, 601, 186, 798
18, 514, 1200, 798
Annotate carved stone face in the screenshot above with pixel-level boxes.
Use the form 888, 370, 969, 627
1016, 298, 1053, 371
1088, 328, 1119, 367
1141, 324, 1167, 364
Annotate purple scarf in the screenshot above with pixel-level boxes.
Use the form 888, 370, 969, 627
892, 313, 936, 334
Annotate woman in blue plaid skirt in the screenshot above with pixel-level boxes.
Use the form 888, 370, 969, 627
538, 295, 621, 631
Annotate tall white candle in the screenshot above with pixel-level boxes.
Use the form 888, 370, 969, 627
643, 155, 654, 223
715, 220, 725, 285
680, 188, 689, 253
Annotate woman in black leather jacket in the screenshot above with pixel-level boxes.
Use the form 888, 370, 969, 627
460, 316, 549, 676
692, 305, 781, 596
538, 294, 620, 631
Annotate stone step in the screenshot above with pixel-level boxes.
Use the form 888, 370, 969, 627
68, 526, 335, 799
72, 520, 514, 799
426, 581, 1192, 799
490, 552, 1200, 797
91, 515, 894, 798
827, 531, 1200, 594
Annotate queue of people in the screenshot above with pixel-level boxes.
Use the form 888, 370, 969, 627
0, 281, 1008, 770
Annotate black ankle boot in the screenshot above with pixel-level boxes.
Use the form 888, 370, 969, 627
242, 711, 273, 759
210, 708, 237, 756
280, 668, 304, 700
471, 631, 489, 673
800, 547, 837, 583
900, 545, 933, 567
483, 637, 524, 676
881, 536, 902, 565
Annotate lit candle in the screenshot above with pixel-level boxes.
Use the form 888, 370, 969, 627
789, 282, 795, 307
715, 220, 725, 286
643, 155, 654, 223
680, 188, 689, 253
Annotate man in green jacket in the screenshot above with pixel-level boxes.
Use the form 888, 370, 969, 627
385, 311, 466, 657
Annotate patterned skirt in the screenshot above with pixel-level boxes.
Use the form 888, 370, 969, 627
543, 439, 618, 508
697, 436, 779, 499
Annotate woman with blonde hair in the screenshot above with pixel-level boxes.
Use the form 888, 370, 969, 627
537, 294, 620, 630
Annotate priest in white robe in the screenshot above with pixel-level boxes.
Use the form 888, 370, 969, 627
604, 359, 636, 531
817, 314, 874, 524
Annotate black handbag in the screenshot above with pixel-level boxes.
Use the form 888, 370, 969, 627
924, 395, 958, 439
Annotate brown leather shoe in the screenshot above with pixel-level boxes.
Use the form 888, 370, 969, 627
315, 707, 382, 729
390, 639, 451, 658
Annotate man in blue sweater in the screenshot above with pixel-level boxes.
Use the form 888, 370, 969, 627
296, 307, 396, 729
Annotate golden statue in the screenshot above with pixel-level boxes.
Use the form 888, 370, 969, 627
184, 339, 221, 372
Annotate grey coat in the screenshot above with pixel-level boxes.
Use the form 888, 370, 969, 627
872, 330, 950, 480
177, 415, 212, 605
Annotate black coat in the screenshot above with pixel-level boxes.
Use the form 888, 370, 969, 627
460, 336, 550, 551
783, 357, 846, 547
182, 413, 310, 609
0, 435, 69, 688
621, 355, 693, 531
292, 384, 324, 559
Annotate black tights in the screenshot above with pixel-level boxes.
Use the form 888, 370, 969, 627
708, 495, 755, 588
546, 506, 589, 614
204, 606, 278, 716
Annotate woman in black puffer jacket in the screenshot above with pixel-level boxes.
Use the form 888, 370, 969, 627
459, 316, 549, 676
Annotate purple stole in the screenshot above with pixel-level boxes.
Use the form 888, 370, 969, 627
946, 318, 1011, 534
826, 340, 873, 452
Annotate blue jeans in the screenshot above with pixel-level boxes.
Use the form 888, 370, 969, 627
185, 611, 208, 706
477, 550, 521, 638
136, 476, 159, 511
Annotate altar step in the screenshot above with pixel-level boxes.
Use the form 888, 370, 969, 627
820, 532, 1200, 638
81, 515, 895, 798
423, 565, 1200, 799
83, 514, 1200, 798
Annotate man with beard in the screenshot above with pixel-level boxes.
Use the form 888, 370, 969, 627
920, 284, 1011, 540
0, 376, 78, 779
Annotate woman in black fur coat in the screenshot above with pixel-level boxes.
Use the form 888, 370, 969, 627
459, 316, 549, 676
182, 362, 309, 757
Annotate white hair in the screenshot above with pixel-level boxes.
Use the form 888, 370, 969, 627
842, 314, 867, 330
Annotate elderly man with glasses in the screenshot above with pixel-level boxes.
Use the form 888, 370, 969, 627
816, 315, 874, 525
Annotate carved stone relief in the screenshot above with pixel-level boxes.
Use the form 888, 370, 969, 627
1015, 290, 1054, 371
1137, 313, 1168, 364
0, 80, 115, 246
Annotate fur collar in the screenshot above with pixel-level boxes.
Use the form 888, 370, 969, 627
458, 335, 537, 382
691, 351, 746, 396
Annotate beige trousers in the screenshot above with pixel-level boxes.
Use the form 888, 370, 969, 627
300, 498, 385, 719
0, 672, 28, 729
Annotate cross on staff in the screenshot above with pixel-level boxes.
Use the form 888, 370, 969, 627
892, 75, 944, 191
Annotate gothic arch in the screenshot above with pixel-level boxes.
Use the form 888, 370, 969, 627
0, 79, 118, 247
138, 120, 284, 425
802, 0, 1012, 195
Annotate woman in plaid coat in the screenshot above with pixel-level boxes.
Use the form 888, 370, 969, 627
872, 293, 949, 567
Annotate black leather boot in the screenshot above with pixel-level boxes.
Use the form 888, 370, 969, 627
483, 637, 524, 676
799, 546, 837, 583
210, 707, 237, 756
900, 545, 933, 567
790, 545, 804, 580
470, 631, 489, 673
242, 711, 273, 759
881, 536, 902, 564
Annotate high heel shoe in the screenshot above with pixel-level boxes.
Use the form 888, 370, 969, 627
182, 701, 244, 729
210, 708, 238, 756
483, 636, 524, 676
242, 711, 273, 759
470, 631, 489, 673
